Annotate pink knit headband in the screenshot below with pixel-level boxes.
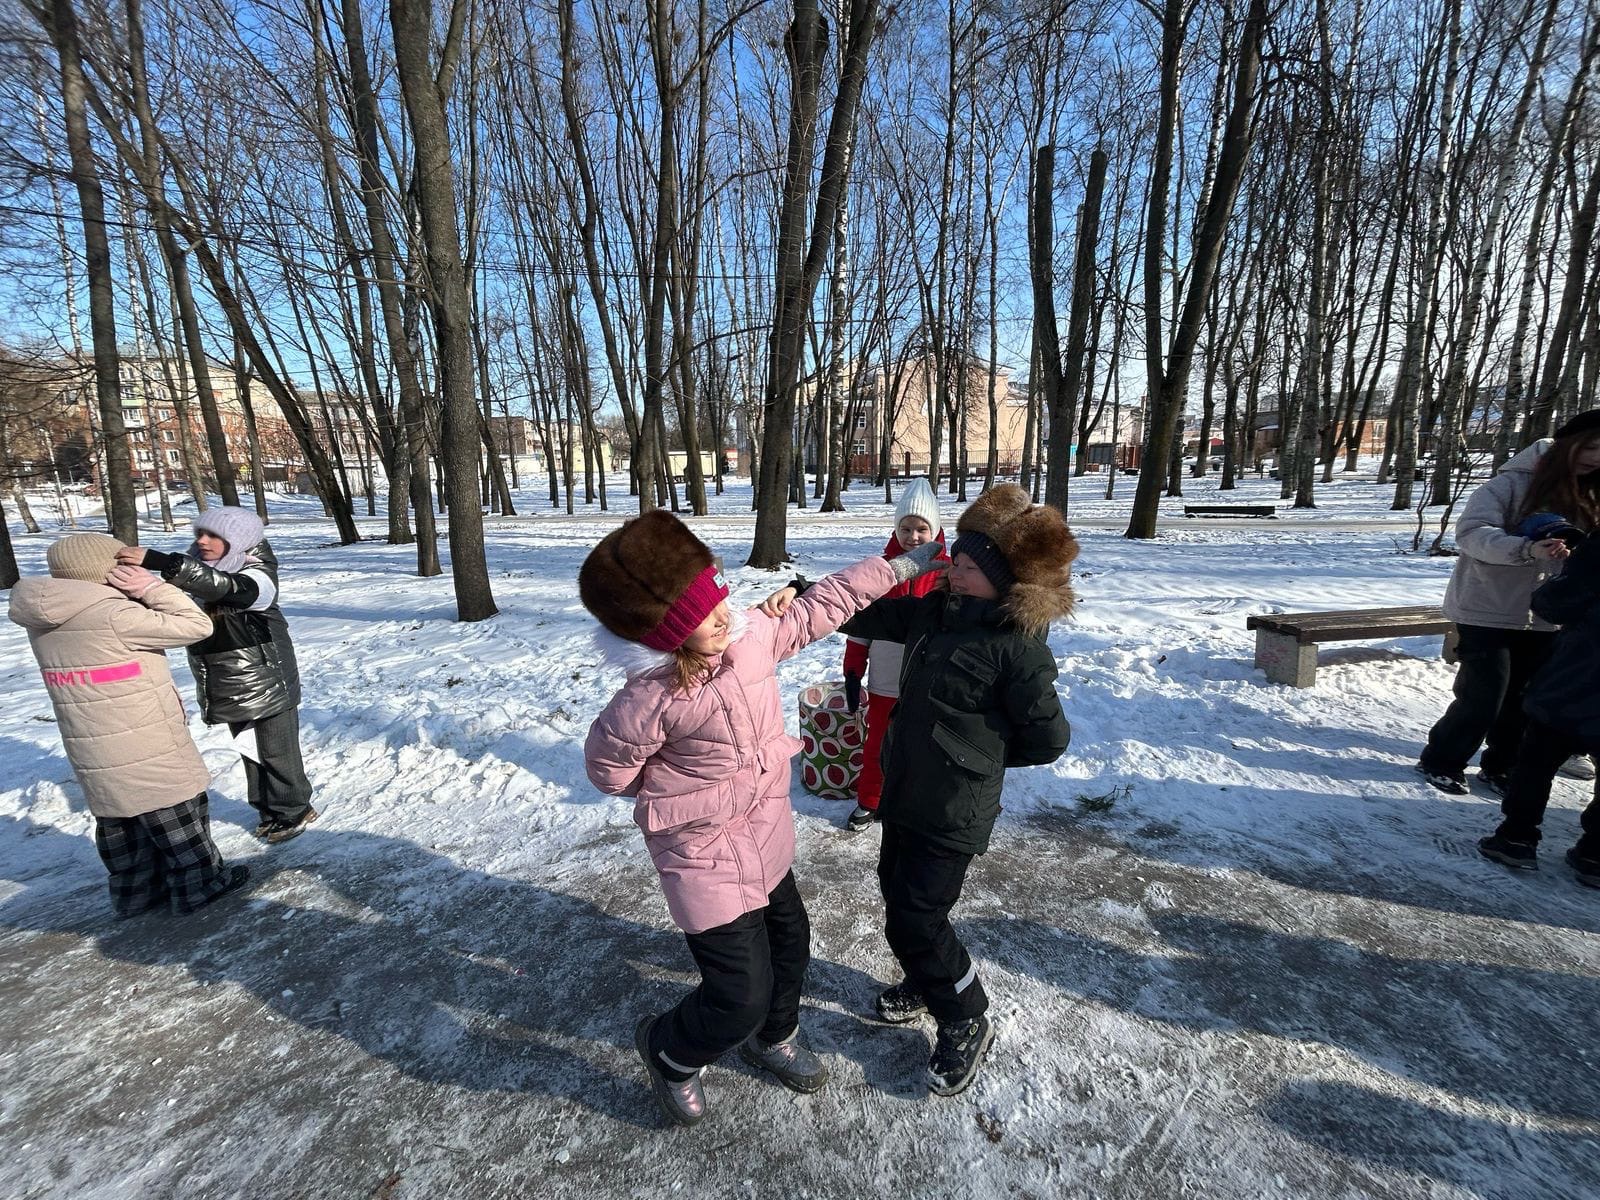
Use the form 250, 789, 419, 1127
640, 564, 730, 651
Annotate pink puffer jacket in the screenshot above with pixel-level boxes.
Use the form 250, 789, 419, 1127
585, 556, 898, 933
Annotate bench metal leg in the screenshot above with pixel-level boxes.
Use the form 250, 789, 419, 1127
1255, 628, 1318, 687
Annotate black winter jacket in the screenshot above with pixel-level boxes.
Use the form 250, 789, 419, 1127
146, 540, 301, 724
841, 590, 1070, 854
1525, 538, 1600, 745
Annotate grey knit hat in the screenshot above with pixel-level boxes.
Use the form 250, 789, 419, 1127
46, 533, 124, 584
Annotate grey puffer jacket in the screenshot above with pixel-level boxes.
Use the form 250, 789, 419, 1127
152, 539, 302, 723
1442, 440, 1559, 632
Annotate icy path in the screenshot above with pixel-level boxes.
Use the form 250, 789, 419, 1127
2, 482, 1597, 1198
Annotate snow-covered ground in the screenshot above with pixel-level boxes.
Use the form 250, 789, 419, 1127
2, 473, 1596, 1199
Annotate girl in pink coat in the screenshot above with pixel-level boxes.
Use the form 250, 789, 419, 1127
580, 510, 943, 1127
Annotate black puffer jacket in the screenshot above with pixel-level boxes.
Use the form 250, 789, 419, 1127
147, 539, 301, 724
1525, 538, 1600, 744
841, 591, 1070, 854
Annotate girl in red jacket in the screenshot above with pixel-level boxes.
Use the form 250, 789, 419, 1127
841, 479, 948, 831
580, 511, 942, 1128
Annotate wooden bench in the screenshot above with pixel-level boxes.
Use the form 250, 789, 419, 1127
1184, 504, 1277, 518
1247, 606, 1456, 687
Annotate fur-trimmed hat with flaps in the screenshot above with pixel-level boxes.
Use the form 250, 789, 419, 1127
579, 510, 730, 651
952, 483, 1077, 636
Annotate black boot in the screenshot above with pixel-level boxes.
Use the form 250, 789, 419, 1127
927, 1014, 994, 1097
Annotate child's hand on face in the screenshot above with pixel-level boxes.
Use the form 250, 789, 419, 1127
757, 586, 798, 617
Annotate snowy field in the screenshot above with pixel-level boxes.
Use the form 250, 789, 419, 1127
2, 470, 1597, 1199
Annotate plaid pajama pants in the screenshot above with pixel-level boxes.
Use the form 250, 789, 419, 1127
93, 792, 231, 917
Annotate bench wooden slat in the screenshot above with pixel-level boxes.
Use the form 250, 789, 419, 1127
1248, 604, 1455, 685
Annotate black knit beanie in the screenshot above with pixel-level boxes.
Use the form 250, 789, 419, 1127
950, 530, 1016, 595
1554, 410, 1600, 440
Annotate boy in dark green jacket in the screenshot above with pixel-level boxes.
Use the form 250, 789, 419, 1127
841, 484, 1075, 1096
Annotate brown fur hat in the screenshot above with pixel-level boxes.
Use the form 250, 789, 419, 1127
579, 510, 716, 643
954, 483, 1078, 636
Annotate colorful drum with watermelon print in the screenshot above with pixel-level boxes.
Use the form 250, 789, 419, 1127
798, 681, 865, 799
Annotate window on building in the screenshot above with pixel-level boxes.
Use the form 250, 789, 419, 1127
852, 441, 868, 455
158, 408, 172, 421
855, 414, 868, 430
167, 449, 181, 464
163, 429, 176, 442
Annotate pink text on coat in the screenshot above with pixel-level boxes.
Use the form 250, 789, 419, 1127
42, 662, 143, 687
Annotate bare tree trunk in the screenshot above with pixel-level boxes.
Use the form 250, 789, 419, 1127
1047, 146, 1106, 515
43, 0, 134, 543
389, 0, 496, 620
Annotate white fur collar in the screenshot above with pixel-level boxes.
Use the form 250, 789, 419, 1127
591, 607, 750, 680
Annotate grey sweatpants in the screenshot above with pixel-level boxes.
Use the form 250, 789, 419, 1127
227, 707, 313, 823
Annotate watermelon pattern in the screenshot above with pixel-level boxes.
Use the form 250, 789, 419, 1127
798, 682, 865, 800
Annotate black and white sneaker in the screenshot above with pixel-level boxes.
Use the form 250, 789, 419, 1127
927, 1014, 994, 1097
873, 980, 929, 1024
1478, 834, 1538, 870
1415, 762, 1469, 795
1477, 769, 1511, 799
845, 805, 876, 832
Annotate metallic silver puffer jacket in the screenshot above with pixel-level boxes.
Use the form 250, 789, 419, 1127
165, 539, 301, 723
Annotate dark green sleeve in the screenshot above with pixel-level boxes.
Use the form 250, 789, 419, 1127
840, 593, 923, 644
1002, 641, 1071, 767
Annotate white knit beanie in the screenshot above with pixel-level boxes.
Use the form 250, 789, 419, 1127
894, 477, 942, 533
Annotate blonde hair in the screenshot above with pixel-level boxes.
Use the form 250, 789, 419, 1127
669, 646, 715, 694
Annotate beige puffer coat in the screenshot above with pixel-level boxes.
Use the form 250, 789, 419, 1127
9, 577, 214, 818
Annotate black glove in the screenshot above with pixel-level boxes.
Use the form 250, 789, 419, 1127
843, 671, 862, 714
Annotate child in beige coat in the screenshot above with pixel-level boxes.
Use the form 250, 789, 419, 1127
9, 533, 249, 916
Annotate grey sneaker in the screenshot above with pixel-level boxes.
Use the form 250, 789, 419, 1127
1559, 755, 1597, 781
739, 1027, 829, 1093
845, 805, 876, 832
873, 980, 929, 1024
634, 1016, 706, 1126
927, 1013, 995, 1097
263, 807, 319, 845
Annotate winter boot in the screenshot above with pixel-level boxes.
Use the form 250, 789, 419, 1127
1415, 762, 1468, 796
739, 1027, 829, 1093
845, 805, 877, 833
186, 864, 251, 914
873, 980, 929, 1024
927, 1013, 995, 1097
263, 807, 319, 845
1566, 846, 1600, 889
1478, 834, 1538, 871
634, 1016, 706, 1126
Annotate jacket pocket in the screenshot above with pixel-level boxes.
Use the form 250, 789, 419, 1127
931, 721, 998, 777
636, 779, 737, 837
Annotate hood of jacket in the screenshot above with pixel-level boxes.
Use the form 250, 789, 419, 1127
8, 576, 121, 633
1499, 440, 1548, 476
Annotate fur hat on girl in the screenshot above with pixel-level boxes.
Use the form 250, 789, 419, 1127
950, 483, 1078, 636
1553, 410, 1600, 440
894, 477, 942, 533
191, 506, 265, 574
579, 510, 730, 652
46, 532, 125, 584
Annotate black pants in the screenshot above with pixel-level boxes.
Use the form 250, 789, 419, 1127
878, 823, 988, 1023
1496, 718, 1600, 851
651, 871, 810, 1074
1422, 625, 1556, 775
94, 792, 230, 916
228, 707, 313, 823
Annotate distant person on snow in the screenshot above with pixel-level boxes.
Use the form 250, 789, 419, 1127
1416, 413, 1600, 797
8, 533, 249, 916
117, 506, 315, 845
1477, 523, 1600, 887
839, 483, 1075, 1098
580, 510, 944, 1127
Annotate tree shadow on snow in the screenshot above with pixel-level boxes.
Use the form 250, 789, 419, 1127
962, 908, 1598, 1129
1264, 1078, 1598, 1200
0, 815, 887, 1127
